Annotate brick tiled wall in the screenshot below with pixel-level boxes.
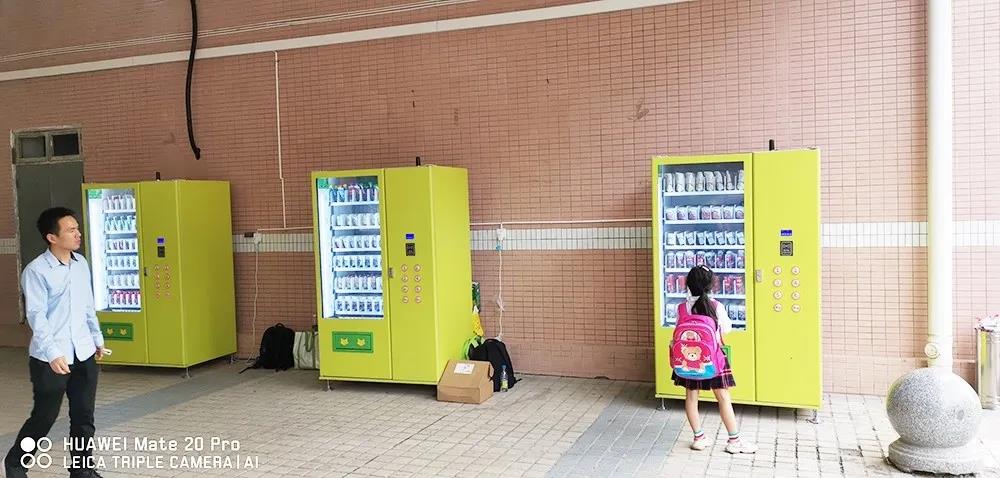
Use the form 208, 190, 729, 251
1, 0, 998, 396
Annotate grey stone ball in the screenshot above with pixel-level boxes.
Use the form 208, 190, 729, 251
886, 367, 982, 448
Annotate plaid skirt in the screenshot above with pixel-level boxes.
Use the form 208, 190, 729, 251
671, 357, 735, 391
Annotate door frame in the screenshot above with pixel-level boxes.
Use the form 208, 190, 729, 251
10, 126, 85, 323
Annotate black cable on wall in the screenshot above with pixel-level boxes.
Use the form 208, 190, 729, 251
186, 0, 201, 160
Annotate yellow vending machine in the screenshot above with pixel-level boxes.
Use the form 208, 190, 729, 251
81, 180, 237, 372
652, 150, 821, 410
311, 165, 472, 386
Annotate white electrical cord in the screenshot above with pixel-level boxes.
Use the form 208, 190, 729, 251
496, 243, 504, 341
249, 240, 260, 363
245, 227, 309, 362
274, 51, 287, 229
494, 226, 506, 340
483, 220, 649, 341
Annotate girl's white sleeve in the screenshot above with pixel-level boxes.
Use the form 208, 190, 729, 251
715, 301, 732, 335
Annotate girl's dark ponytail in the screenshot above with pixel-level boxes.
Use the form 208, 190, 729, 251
686, 265, 718, 322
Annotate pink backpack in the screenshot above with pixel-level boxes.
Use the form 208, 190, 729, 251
670, 301, 726, 380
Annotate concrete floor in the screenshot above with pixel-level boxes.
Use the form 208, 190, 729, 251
0, 347, 996, 477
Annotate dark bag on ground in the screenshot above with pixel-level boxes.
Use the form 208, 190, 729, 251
468, 338, 517, 391
240, 323, 296, 373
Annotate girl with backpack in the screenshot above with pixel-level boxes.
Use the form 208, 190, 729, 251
670, 265, 757, 454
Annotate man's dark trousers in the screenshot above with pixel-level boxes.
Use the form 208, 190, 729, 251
5, 354, 99, 474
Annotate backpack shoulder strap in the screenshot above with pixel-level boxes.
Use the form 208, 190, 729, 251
677, 300, 689, 319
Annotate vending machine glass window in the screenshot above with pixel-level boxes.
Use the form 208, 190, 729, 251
658, 163, 747, 330
85, 188, 141, 312
315, 176, 384, 319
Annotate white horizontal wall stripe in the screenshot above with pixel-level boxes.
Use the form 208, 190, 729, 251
1, 221, 999, 256
232, 233, 312, 253
0, 238, 16, 255
0, 0, 692, 83
1, 0, 483, 64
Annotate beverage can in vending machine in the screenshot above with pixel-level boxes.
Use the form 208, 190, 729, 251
712, 206, 723, 220
695, 251, 706, 266
723, 206, 735, 220
685, 231, 696, 245
714, 171, 725, 191
695, 172, 706, 192
665, 306, 676, 325
734, 277, 745, 295
722, 276, 733, 295
675, 172, 686, 192
700, 206, 712, 220
666, 274, 676, 293
685, 251, 696, 268
736, 250, 745, 268
666, 252, 677, 268
664, 173, 674, 193
696, 231, 707, 246
677, 275, 687, 293
666, 207, 678, 221
712, 275, 722, 294
685, 172, 696, 192
725, 251, 737, 269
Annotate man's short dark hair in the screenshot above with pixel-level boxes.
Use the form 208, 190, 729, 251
37, 207, 77, 244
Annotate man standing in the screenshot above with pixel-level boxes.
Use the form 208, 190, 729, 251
5, 207, 105, 478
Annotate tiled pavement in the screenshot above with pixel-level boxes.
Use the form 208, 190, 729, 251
0, 347, 996, 477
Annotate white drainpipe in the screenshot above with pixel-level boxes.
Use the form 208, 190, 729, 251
925, 0, 953, 369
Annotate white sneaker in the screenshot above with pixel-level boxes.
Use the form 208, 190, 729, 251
690, 437, 712, 451
725, 440, 758, 454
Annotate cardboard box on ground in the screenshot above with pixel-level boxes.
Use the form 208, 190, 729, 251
437, 359, 493, 404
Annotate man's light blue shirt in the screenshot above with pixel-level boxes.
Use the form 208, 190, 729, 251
22, 249, 104, 364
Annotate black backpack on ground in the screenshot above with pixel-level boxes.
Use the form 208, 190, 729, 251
469, 338, 517, 391
240, 323, 295, 373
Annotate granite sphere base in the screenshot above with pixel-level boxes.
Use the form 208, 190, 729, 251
885, 367, 984, 475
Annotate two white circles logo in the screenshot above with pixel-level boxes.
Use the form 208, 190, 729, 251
19, 437, 53, 469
